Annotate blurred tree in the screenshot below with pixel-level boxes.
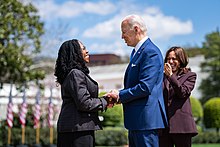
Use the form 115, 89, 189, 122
0, 0, 45, 86
185, 47, 204, 57
190, 96, 203, 125
203, 97, 220, 134
199, 29, 220, 104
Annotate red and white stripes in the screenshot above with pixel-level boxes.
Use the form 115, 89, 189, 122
6, 102, 13, 128
19, 102, 28, 127
48, 102, 54, 127
34, 103, 41, 128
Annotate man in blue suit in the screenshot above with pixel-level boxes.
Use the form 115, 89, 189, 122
107, 14, 167, 147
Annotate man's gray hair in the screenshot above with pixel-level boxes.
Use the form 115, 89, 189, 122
122, 14, 147, 33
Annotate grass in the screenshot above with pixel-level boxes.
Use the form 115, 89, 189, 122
192, 144, 220, 147
97, 145, 220, 147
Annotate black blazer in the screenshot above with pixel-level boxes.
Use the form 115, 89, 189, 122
57, 69, 107, 132
163, 71, 198, 136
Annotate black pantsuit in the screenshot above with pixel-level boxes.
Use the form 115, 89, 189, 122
57, 69, 107, 147
57, 131, 95, 147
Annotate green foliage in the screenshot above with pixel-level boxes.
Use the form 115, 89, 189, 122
185, 47, 204, 57
0, 107, 56, 146
196, 125, 203, 134
95, 127, 128, 146
191, 96, 203, 124
0, 120, 127, 146
203, 97, 220, 131
192, 144, 220, 147
100, 104, 123, 127
199, 29, 220, 104
0, 0, 45, 86
0, 125, 57, 146
99, 91, 107, 98
192, 132, 220, 144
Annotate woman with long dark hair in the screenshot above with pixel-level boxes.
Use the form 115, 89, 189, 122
54, 39, 111, 147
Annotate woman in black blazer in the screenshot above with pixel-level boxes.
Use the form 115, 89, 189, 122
54, 39, 112, 147
159, 46, 198, 147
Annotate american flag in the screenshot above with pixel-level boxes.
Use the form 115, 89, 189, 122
19, 87, 28, 127
6, 83, 13, 128
48, 87, 54, 127
48, 102, 54, 127
34, 89, 41, 128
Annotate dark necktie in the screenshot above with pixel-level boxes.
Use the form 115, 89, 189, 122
130, 48, 135, 61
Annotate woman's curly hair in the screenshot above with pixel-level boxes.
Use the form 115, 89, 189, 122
54, 39, 89, 85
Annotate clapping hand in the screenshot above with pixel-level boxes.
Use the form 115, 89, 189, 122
164, 63, 173, 77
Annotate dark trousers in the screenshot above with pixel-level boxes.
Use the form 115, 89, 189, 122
128, 129, 159, 147
57, 131, 95, 147
159, 133, 192, 147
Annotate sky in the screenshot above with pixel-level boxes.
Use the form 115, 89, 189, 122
31, 0, 220, 58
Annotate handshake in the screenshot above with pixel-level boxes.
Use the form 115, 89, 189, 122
103, 89, 120, 108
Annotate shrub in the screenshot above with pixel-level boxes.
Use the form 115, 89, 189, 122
203, 97, 220, 133
99, 92, 124, 127
0, 125, 57, 146
1, 125, 127, 146
191, 96, 203, 124
95, 127, 128, 146
196, 125, 203, 134
192, 131, 220, 143
99, 104, 123, 127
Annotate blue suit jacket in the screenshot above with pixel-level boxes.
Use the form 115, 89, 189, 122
119, 38, 167, 130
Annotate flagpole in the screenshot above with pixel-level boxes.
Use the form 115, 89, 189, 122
34, 86, 41, 145
7, 127, 11, 145
22, 126, 25, 144
48, 86, 54, 145
50, 127, 53, 144
36, 126, 40, 144
19, 83, 28, 145
7, 83, 13, 146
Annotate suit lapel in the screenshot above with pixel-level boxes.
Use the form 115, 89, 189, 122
130, 38, 150, 63
165, 71, 189, 89
177, 72, 190, 86
124, 39, 150, 86
124, 47, 143, 83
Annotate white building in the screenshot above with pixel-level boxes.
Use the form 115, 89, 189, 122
0, 55, 207, 122
90, 55, 207, 99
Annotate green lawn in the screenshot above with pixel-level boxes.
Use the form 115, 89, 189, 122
97, 145, 220, 147
192, 144, 220, 147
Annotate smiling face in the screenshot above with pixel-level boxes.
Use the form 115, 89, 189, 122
166, 51, 180, 73
78, 41, 89, 63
